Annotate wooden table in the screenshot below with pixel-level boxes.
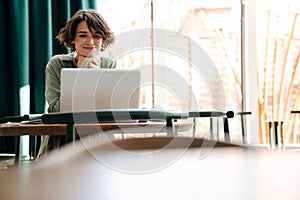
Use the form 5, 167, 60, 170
0, 123, 66, 136
41, 109, 232, 142
0, 121, 193, 136
0, 109, 232, 162
0, 121, 193, 161
0, 136, 299, 200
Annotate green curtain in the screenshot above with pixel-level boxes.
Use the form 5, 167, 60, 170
0, 0, 96, 153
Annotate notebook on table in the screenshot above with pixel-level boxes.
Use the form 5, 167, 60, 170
60, 68, 141, 113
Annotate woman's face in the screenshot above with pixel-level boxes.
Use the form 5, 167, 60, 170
73, 21, 103, 57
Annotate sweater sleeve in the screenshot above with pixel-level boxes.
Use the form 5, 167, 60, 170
101, 57, 116, 69
45, 57, 62, 113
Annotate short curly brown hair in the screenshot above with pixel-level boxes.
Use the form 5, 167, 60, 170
56, 9, 115, 51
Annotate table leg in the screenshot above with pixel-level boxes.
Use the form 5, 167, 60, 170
192, 118, 196, 137
66, 123, 75, 143
210, 118, 214, 140
280, 122, 284, 147
14, 136, 20, 164
223, 118, 230, 142
268, 121, 273, 149
166, 118, 175, 136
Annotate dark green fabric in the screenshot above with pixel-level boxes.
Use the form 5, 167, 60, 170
0, 0, 96, 153
29, 0, 52, 113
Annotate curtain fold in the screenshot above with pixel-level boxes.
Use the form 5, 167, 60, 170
29, 0, 52, 113
0, 0, 96, 153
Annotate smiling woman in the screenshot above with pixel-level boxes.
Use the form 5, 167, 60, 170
73, 21, 104, 68
46, 9, 116, 113
37, 9, 116, 158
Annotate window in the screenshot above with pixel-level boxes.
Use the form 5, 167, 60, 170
97, 0, 243, 143
256, 0, 300, 145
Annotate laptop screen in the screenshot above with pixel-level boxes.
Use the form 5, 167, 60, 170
60, 68, 141, 112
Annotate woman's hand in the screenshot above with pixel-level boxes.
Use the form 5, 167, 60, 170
77, 55, 101, 68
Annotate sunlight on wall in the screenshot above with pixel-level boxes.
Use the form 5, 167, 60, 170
19, 85, 30, 158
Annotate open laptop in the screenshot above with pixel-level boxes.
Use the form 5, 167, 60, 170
60, 68, 141, 113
